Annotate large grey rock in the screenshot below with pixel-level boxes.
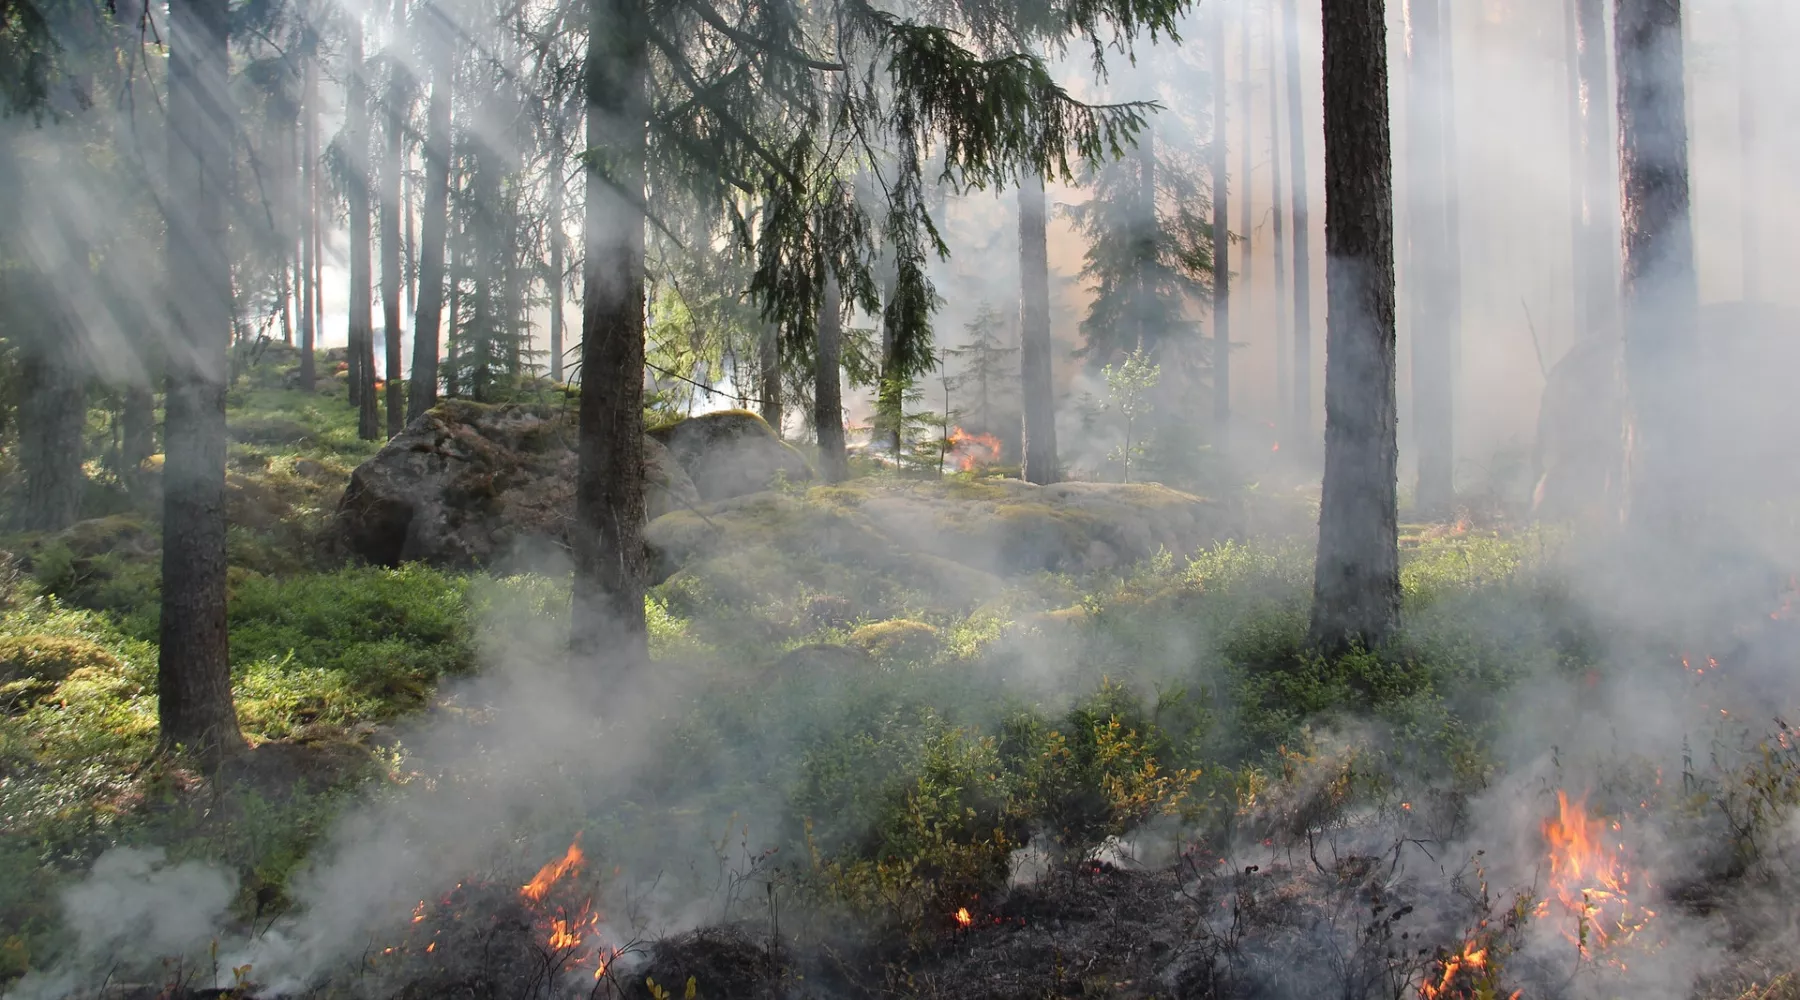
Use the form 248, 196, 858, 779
336, 401, 698, 568
647, 409, 814, 501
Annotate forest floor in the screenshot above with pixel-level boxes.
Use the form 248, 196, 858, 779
4, 360, 1800, 999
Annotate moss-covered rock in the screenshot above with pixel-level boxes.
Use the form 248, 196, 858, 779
648, 410, 814, 501
849, 619, 941, 661
336, 401, 699, 568
0, 634, 125, 711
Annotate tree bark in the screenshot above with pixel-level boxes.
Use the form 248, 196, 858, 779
1405, 0, 1454, 513
15, 335, 86, 533
571, 0, 650, 664
122, 382, 155, 488
1211, 0, 1231, 440
299, 54, 318, 393
1269, 2, 1291, 435
1283, 0, 1315, 453
1735, 2, 1757, 302
758, 321, 781, 432
1308, 0, 1400, 653
410, 27, 451, 420
877, 274, 902, 462
548, 108, 567, 384
1614, 0, 1697, 534
161, 0, 243, 757
1238, 0, 1254, 366
346, 18, 379, 439
814, 273, 849, 484
381, 62, 405, 437
1017, 172, 1058, 484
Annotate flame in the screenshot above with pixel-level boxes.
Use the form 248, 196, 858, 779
1419, 940, 1486, 999
954, 907, 972, 927
1775, 576, 1800, 620
946, 427, 1002, 472
1538, 790, 1655, 956
521, 835, 584, 902
411, 900, 426, 923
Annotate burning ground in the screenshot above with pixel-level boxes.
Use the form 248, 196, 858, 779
12, 394, 1800, 999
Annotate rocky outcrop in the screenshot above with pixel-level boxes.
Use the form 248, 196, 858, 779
336, 401, 698, 568
647, 410, 814, 501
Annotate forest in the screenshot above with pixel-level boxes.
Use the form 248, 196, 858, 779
3, 0, 1800, 995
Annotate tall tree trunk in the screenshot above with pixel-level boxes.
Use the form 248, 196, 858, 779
758, 322, 781, 432
162, 0, 243, 756
1308, 0, 1400, 653
410, 26, 451, 420
1736, 2, 1757, 302
122, 382, 155, 490
1283, 0, 1314, 452
404, 145, 415, 321
347, 18, 379, 439
15, 335, 86, 532
1017, 172, 1058, 484
1573, 0, 1616, 337
381, 63, 405, 437
1269, 3, 1291, 435
1211, 0, 1232, 441
1137, 128, 1155, 349
571, 0, 650, 663
877, 275, 902, 462
548, 109, 566, 384
814, 273, 849, 484
1238, 0, 1254, 364
1406, 0, 1454, 513
299, 54, 318, 393
1614, 0, 1697, 534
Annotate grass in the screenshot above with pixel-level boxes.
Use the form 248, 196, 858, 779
6, 361, 1799, 996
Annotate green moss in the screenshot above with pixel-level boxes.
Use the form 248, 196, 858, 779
849, 619, 941, 662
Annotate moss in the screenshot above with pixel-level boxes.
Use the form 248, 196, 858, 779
849, 619, 941, 662
0, 634, 123, 684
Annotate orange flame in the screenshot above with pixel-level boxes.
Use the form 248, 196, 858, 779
1538, 790, 1655, 955
1419, 940, 1486, 999
954, 907, 972, 928
1774, 576, 1799, 620
946, 427, 1002, 472
521, 835, 584, 902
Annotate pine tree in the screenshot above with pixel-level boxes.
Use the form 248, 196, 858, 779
1405, 0, 1455, 513
1308, 0, 1400, 654
944, 301, 1018, 439
161, 0, 245, 756
1614, 0, 1697, 535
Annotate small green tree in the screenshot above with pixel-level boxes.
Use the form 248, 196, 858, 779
1102, 348, 1161, 483
944, 302, 1018, 439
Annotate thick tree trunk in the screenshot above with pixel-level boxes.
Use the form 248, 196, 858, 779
758, 322, 781, 432
1614, 0, 1697, 534
1017, 173, 1058, 484
1283, 0, 1314, 452
15, 336, 86, 532
814, 273, 849, 484
299, 55, 318, 393
161, 0, 243, 757
1308, 0, 1400, 653
1138, 129, 1155, 349
571, 0, 650, 663
381, 64, 404, 437
1211, 0, 1231, 440
1406, 0, 1454, 513
346, 19, 379, 438
410, 30, 451, 420
1269, 5, 1291, 434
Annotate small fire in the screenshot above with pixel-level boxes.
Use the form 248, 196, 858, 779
1538, 790, 1655, 956
521, 835, 584, 902
954, 907, 972, 928
1774, 576, 1800, 620
1418, 940, 1485, 999
946, 427, 1002, 472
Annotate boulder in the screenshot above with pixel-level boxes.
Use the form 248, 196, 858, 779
648, 410, 814, 501
336, 401, 698, 568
